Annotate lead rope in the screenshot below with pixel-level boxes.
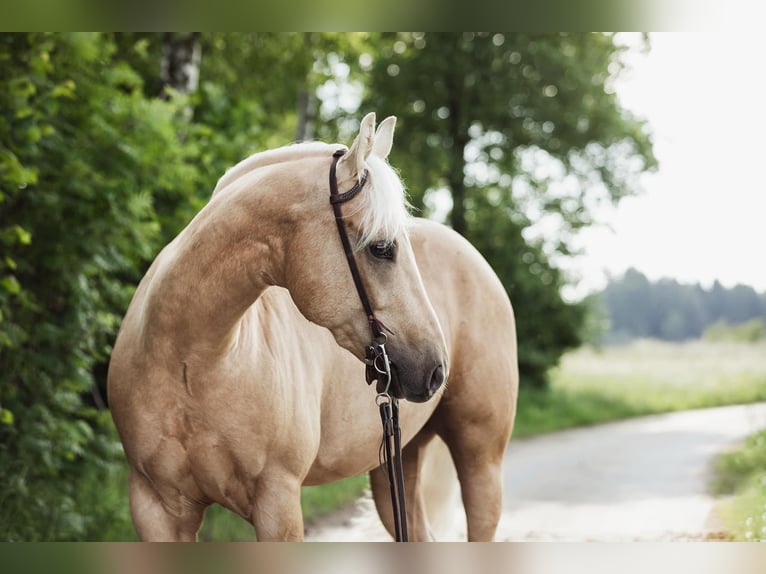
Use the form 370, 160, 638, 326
378, 397, 408, 541
373, 339, 407, 542
329, 149, 408, 542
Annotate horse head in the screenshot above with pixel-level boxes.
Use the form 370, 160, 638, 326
282, 113, 448, 403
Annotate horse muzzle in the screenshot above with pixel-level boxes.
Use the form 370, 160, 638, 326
377, 357, 446, 403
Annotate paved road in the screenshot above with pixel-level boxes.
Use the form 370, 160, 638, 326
305, 403, 766, 542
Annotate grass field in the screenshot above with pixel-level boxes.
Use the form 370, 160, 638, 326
514, 340, 766, 437
115, 339, 766, 540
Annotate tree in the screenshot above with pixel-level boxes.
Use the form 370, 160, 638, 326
160, 32, 202, 97
362, 33, 656, 386
0, 32, 201, 540
598, 270, 766, 342
603, 268, 653, 339
724, 285, 763, 324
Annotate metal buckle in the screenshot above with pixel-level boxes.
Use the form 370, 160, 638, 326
365, 333, 392, 403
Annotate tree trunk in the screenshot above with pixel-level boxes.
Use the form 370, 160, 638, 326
160, 33, 202, 97
446, 81, 468, 236
295, 87, 316, 142
448, 152, 467, 236
295, 33, 316, 142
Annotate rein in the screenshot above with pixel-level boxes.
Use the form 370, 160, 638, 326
329, 149, 408, 542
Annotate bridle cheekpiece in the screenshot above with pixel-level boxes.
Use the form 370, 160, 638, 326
328, 149, 392, 396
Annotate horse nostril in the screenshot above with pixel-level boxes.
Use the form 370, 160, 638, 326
428, 364, 445, 396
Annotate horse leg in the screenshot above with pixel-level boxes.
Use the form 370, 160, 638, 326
129, 469, 206, 541
250, 473, 304, 541
370, 429, 436, 541
433, 376, 515, 541
441, 432, 505, 542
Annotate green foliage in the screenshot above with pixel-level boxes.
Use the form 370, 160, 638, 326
711, 429, 766, 541
366, 33, 655, 219
600, 268, 766, 342
711, 429, 766, 496
0, 33, 202, 540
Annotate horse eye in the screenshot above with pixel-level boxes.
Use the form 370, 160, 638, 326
368, 241, 396, 261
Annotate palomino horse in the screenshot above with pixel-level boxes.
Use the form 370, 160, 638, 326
108, 113, 518, 541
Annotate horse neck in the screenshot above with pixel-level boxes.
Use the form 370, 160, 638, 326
143, 173, 293, 355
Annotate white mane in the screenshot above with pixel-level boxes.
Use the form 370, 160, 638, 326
212, 141, 411, 250
353, 154, 411, 249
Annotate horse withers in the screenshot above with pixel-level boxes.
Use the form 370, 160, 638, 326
107, 113, 518, 541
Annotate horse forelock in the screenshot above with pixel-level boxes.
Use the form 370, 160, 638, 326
351, 155, 411, 250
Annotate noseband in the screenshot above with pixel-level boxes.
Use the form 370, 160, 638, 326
328, 149, 392, 392
328, 148, 408, 542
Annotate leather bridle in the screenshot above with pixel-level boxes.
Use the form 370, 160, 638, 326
328, 149, 393, 391
328, 149, 409, 542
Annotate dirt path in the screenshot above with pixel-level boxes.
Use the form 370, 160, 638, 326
305, 403, 766, 542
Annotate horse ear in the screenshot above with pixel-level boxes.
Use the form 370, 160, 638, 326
372, 116, 396, 159
339, 112, 376, 178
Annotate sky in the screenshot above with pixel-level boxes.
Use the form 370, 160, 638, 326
566, 33, 766, 298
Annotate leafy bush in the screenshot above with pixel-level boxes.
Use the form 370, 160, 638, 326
0, 33, 201, 540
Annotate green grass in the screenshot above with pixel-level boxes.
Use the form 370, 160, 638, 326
514, 340, 766, 437
301, 474, 369, 523
198, 505, 255, 541
185, 475, 371, 541
710, 429, 766, 541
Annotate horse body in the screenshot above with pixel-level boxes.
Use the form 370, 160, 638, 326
108, 114, 517, 541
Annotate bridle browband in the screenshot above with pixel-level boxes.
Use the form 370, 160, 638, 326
328, 148, 408, 542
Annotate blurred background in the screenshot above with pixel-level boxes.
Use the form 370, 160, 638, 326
1, 33, 764, 541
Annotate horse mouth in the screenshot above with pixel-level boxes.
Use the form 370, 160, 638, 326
375, 361, 404, 399
375, 362, 434, 403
